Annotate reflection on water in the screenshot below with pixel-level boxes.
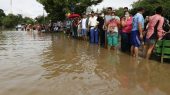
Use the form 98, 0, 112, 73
0, 31, 170, 95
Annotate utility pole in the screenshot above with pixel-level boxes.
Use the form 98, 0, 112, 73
10, 0, 13, 14
43, 7, 45, 24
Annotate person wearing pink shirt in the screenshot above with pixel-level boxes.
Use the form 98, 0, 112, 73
145, 6, 165, 60
121, 11, 133, 52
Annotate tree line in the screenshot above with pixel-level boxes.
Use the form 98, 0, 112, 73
0, 9, 35, 29
0, 9, 50, 29
37, 0, 103, 21
37, 0, 170, 21
1, 0, 169, 29
131, 0, 170, 19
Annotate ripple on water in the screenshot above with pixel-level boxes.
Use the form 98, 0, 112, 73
0, 31, 170, 95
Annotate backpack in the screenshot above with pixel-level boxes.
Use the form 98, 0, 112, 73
163, 18, 170, 32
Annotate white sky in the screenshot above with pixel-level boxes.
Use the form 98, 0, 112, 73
0, 0, 137, 18
94, 0, 137, 10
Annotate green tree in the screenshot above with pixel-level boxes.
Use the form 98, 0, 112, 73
115, 7, 124, 17
23, 17, 35, 24
37, 0, 103, 21
132, 0, 170, 19
2, 14, 18, 28
16, 14, 24, 24
0, 9, 6, 26
35, 16, 49, 24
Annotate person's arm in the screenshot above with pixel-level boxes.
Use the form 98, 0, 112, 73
116, 17, 121, 24
88, 18, 91, 30
107, 23, 111, 32
157, 17, 165, 40
121, 17, 126, 27
103, 18, 107, 30
95, 17, 99, 28
116, 17, 121, 29
138, 22, 143, 39
88, 18, 91, 27
79, 20, 82, 28
138, 16, 144, 40
95, 21, 99, 28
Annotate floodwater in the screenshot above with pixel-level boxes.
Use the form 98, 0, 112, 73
0, 30, 170, 95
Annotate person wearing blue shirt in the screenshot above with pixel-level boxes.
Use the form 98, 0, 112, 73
131, 7, 145, 57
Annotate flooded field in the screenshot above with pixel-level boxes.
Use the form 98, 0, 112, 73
0, 31, 170, 95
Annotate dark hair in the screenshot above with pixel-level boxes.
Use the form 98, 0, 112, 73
155, 6, 163, 14
91, 11, 94, 14
82, 13, 86, 16
124, 7, 128, 10
108, 7, 112, 10
137, 7, 145, 12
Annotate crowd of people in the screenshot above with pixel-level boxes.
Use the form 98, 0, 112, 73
20, 21, 64, 33
64, 6, 170, 60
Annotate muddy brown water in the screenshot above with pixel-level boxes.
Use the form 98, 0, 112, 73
0, 31, 170, 95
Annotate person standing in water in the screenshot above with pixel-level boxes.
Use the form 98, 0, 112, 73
104, 7, 113, 48
81, 14, 88, 40
88, 11, 99, 44
130, 7, 145, 57
145, 6, 165, 60
121, 11, 133, 52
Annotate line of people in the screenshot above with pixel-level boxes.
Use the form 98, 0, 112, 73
64, 6, 170, 60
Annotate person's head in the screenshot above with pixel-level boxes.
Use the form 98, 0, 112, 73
124, 7, 128, 12
98, 13, 102, 17
98, 13, 104, 18
155, 6, 163, 15
107, 7, 112, 14
111, 11, 116, 16
74, 17, 77, 21
82, 14, 86, 18
91, 11, 95, 17
137, 7, 145, 14
100, 12, 104, 17
145, 16, 150, 22
125, 11, 130, 18
78, 17, 81, 20
95, 13, 98, 17
101, 13, 104, 17
88, 13, 91, 17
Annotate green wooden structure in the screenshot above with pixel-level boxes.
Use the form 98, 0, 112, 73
155, 40, 170, 63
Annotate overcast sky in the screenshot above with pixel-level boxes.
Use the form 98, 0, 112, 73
0, 0, 137, 18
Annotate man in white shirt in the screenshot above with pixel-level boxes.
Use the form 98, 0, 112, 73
81, 14, 87, 40
88, 11, 99, 44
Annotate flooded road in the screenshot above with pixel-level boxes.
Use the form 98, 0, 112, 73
0, 30, 170, 95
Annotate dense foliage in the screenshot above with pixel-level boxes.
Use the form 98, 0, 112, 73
0, 9, 6, 27
0, 9, 35, 28
131, 0, 170, 19
1, 0, 170, 29
37, 0, 103, 21
2, 14, 19, 28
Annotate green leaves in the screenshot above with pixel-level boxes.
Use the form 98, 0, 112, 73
0, 12, 35, 28
37, 0, 103, 21
2, 14, 18, 28
0, 9, 6, 26
132, 0, 170, 19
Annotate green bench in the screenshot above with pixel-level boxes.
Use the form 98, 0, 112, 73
155, 40, 170, 63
